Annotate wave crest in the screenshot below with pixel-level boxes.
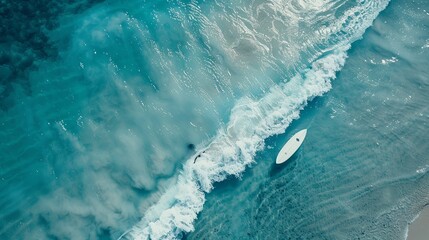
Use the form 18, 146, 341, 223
124, 46, 347, 240
123, 0, 390, 239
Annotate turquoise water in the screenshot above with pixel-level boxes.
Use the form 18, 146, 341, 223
188, 1, 429, 239
0, 0, 428, 239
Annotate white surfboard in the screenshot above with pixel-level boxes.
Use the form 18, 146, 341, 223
276, 129, 307, 164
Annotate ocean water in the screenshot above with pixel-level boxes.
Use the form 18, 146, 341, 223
0, 0, 428, 240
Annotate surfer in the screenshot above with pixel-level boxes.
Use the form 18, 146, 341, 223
193, 150, 205, 163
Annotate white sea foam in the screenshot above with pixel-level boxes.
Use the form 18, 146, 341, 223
416, 165, 429, 174
125, 1, 390, 239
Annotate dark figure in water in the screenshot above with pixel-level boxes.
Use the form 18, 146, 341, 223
187, 144, 195, 150
194, 150, 206, 163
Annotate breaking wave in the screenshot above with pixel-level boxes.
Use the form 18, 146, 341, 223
123, 1, 391, 239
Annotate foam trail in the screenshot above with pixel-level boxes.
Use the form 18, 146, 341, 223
124, 1, 390, 239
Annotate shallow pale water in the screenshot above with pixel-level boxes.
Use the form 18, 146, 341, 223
0, 0, 428, 239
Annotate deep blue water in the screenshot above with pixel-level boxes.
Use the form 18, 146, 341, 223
0, 0, 428, 239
